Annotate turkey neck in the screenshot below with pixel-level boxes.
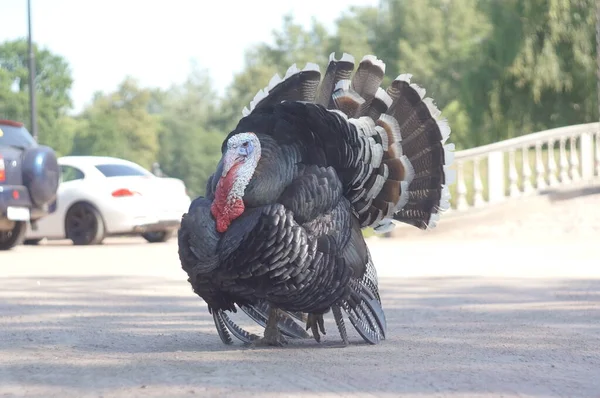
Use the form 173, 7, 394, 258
242, 137, 298, 208
211, 152, 259, 233
210, 134, 297, 231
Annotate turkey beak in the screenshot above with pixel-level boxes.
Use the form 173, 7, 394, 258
221, 150, 243, 177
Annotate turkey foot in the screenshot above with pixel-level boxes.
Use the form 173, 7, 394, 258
306, 313, 326, 343
252, 306, 288, 347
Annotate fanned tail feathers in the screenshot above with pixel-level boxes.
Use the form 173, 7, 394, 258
340, 251, 386, 345
243, 52, 455, 232
211, 301, 311, 346
237, 52, 455, 345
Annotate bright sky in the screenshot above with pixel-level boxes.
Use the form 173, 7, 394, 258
1, 0, 380, 113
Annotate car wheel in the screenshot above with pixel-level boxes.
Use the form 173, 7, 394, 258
142, 230, 174, 243
0, 222, 27, 250
23, 238, 43, 245
65, 202, 105, 245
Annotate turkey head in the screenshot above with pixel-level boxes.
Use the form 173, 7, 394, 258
210, 132, 261, 233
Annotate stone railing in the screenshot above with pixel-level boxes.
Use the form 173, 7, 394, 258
450, 122, 600, 211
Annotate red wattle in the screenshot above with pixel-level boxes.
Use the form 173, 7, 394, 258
214, 198, 244, 233
211, 163, 245, 233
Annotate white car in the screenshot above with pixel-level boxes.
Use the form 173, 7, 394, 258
25, 156, 192, 245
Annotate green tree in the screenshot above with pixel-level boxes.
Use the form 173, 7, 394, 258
72, 77, 160, 168
157, 65, 224, 196
0, 38, 75, 155
217, 3, 491, 149
328, 6, 379, 65
216, 14, 332, 133
465, 0, 597, 144
366, 0, 491, 147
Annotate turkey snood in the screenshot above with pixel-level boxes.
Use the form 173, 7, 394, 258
211, 132, 261, 233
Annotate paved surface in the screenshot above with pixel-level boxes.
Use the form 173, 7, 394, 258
1, 192, 599, 397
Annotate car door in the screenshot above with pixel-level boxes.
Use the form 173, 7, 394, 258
26, 165, 87, 239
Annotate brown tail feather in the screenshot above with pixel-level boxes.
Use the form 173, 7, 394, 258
242, 63, 321, 117
351, 55, 386, 117
240, 54, 455, 232
315, 53, 355, 108
331, 80, 365, 118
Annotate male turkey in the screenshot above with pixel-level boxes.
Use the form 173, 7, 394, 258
178, 53, 455, 347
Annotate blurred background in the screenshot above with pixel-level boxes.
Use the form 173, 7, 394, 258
1, 3, 599, 394
1, 0, 596, 198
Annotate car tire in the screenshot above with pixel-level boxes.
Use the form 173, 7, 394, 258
142, 230, 174, 243
0, 221, 27, 250
22, 145, 60, 207
65, 202, 105, 245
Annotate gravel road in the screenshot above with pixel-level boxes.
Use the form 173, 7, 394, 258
1, 190, 599, 398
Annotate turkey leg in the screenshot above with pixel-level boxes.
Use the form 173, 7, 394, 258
252, 306, 288, 347
306, 313, 326, 343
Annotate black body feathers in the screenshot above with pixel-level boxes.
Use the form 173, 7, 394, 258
178, 53, 455, 346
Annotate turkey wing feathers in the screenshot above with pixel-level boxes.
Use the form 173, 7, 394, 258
277, 164, 343, 225
215, 198, 364, 315
215, 204, 320, 308
178, 197, 220, 274
181, 53, 457, 347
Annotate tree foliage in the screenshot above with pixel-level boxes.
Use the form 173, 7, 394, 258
156, 65, 224, 196
72, 77, 160, 168
0, 0, 596, 194
216, 15, 332, 133
0, 38, 74, 155
469, 0, 598, 143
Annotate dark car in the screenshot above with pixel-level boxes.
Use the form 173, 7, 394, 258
0, 120, 60, 250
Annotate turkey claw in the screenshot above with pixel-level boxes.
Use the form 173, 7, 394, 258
306, 313, 326, 343
252, 330, 288, 347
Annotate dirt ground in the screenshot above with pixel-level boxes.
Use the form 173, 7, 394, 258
1, 190, 599, 398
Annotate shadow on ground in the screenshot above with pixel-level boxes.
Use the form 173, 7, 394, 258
1, 275, 599, 396
30, 237, 168, 247
541, 184, 600, 202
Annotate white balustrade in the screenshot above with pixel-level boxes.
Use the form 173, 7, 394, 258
580, 133, 594, 180
449, 122, 600, 212
487, 151, 504, 204
535, 143, 546, 190
455, 160, 469, 211
559, 138, 570, 183
522, 146, 534, 193
547, 139, 559, 186
569, 136, 580, 181
595, 131, 600, 177
508, 150, 520, 197
472, 157, 485, 207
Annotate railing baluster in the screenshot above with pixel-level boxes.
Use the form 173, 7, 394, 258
508, 150, 520, 197
456, 160, 469, 211
595, 131, 600, 177
487, 151, 505, 204
535, 142, 546, 190
569, 136, 580, 181
452, 123, 599, 213
522, 146, 533, 193
580, 132, 594, 180
547, 139, 559, 186
559, 137, 570, 183
473, 157, 485, 207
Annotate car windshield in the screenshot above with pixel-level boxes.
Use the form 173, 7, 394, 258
0, 123, 37, 148
95, 163, 152, 178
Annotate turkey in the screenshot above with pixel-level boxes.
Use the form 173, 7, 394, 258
178, 52, 455, 347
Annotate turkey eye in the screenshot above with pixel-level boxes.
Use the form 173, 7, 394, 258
242, 142, 249, 147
